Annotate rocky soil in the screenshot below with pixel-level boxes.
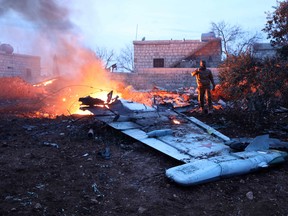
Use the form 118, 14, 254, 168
0, 108, 288, 216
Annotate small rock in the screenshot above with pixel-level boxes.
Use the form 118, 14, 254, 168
240, 179, 245, 184
34, 203, 42, 209
91, 198, 98, 203
246, 191, 254, 200
138, 206, 147, 214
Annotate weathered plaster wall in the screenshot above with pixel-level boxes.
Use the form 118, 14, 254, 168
134, 40, 202, 70
0, 53, 41, 82
108, 68, 219, 91
133, 39, 221, 71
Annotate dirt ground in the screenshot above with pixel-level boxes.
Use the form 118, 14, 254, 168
0, 108, 288, 216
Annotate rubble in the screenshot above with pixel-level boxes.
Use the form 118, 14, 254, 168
225, 135, 288, 151
43, 142, 59, 148
1, 103, 288, 215
0, 77, 288, 214
78, 92, 287, 186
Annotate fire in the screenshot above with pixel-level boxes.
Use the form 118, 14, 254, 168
73, 109, 93, 115
33, 78, 57, 87
0, 0, 158, 118
3, 47, 152, 118
173, 119, 181, 124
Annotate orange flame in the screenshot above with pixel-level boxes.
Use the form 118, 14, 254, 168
173, 119, 181, 124
33, 78, 57, 87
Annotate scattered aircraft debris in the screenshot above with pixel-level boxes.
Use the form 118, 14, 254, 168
225, 135, 288, 151
78, 92, 288, 186
166, 135, 287, 186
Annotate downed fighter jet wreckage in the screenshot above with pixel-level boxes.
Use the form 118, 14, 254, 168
79, 91, 288, 186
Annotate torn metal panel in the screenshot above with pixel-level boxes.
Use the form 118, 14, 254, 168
108, 121, 142, 130
225, 135, 288, 151
121, 129, 148, 140
81, 96, 287, 186
166, 150, 287, 186
87, 98, 231, 163
121, 129, 191, 161
245, 134, 270, 151
188, 117, 230, 142
140, 137, 192, 163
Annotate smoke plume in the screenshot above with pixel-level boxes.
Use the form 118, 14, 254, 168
0, 0, 122, 116
0, 0, 73, 31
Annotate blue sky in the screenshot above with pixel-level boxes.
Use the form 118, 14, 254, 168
0, 0, 278, 56
70, 0, 278, 53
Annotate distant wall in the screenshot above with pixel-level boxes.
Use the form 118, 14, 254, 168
134, 40, 202, 70
133, 39, 222, 70
0, 53, 41, 83
253, 43, 277, 59
108, 68, 219, 91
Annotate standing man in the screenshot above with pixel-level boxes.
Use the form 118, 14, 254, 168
191, 60, 215, 113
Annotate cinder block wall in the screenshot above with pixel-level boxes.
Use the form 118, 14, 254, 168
133, 39, 222, 70
0, 53, 41, 82
108, 68, 219, 91
134, 40, 203, 70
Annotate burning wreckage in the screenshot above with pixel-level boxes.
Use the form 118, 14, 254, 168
78, 91, 288, 186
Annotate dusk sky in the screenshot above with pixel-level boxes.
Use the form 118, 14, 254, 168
0, 0, 278, 56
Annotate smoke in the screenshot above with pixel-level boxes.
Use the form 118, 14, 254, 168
0, 0, 73, 32
0, 0, 107, 79
0, 0, 80, 75
0, 0, 123, 116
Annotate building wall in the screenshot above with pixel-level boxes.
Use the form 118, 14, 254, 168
108, 68, 219, 91
133, 38, 221, 71
0, 53, 41, 83
253, 43, 277, 59
134, 40, 202, 70
190, 39, 222, 66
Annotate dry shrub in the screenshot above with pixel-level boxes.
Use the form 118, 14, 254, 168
0, 77, 45, 100
218, 54, 288, 111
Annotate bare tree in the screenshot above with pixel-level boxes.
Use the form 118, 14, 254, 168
94, 47, 116, 70
116, 44, 134, 72
262, 0, 288, 59
211, 21, 261, 59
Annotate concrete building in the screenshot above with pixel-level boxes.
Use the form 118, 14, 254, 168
133, 32, 222, 72
0, 43, 41, 83
252, 43, 278, 59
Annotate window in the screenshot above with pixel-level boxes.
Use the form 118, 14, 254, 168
26, 68, 32, 79
153, 58, 164, 68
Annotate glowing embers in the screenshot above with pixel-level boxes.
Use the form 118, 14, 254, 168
78, 90, 126, 117
172, 119, 181, 125
79, 90, 117, 108
168, 115, 186, 125
33, 78, 57, 87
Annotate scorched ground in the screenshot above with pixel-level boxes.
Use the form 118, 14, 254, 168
0, 108, 288, 216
